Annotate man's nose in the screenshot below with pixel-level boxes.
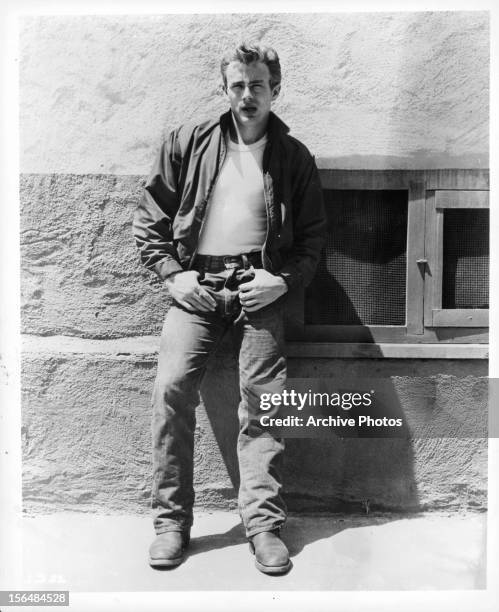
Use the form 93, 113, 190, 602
242, 85, 253, 99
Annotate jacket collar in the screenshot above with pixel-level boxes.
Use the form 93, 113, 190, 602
219, 109, 290, 140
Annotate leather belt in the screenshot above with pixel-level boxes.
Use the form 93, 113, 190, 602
192, 251, 263, 272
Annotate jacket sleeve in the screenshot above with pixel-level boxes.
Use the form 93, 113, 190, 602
278, 152, 327, 289
133, 129, 184, 281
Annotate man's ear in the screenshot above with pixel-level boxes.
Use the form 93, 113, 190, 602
271, 84, 281, 101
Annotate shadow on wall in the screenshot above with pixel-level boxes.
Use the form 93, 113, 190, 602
201, 313, 420, 515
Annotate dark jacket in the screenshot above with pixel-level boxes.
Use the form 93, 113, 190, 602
133, 110, 326, 289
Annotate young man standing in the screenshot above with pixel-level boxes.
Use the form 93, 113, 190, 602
133, 43, 325, 575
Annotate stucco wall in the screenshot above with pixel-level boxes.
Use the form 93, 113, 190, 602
20, 12, 489, 173
20, 12, 489, 514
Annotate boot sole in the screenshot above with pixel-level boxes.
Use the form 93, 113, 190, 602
254, 558, 292, 575
149, 554, 184, 568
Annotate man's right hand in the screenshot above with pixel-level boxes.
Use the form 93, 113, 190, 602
165, 271, 217, 313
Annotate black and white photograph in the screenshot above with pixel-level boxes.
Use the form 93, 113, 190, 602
0, 2, 497, 611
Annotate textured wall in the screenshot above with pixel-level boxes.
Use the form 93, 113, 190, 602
20, 174, 162, 338
22, 336, 487, 514
20, 12, 489, 514
20, 12, 489, 173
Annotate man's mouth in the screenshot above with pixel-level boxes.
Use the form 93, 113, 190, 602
241, 105, 257, 113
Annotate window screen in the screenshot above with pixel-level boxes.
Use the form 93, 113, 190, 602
442, 209, 489, 309
305, 190, 408, 325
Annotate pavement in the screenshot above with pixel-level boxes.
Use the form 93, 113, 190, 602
18, 511, 486, 592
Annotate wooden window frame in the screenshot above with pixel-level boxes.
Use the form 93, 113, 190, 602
284, 168, 489, 358
424, 189, 489, 328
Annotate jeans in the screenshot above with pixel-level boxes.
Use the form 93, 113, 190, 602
151, 261, 287, 538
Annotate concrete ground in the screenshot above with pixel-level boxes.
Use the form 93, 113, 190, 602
19, 511, 486, 591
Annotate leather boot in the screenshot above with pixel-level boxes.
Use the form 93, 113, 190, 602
249, 530, 291, 575
148, 531, 190, 568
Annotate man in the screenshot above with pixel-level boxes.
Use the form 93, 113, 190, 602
133, 43, 325, 575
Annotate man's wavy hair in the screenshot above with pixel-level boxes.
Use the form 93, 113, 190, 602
220, 43, 281, 90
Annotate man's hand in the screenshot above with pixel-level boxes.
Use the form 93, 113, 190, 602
166, 271, 216, 312
238, 268, 288, 312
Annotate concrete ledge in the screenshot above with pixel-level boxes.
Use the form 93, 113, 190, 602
22, 335, 490, 360
286, 342, 489, 359
22, 334, 160, 358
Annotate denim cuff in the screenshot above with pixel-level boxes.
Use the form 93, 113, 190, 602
153, 516, 192, 536
245, 520, 286, 539
155, 524, 190, 536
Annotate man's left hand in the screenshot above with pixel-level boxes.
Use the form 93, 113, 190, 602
238, 269, 288, 312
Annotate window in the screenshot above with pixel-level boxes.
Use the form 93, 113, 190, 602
285, 169, 489, 358
424, 189, 489, 327
305, 189, 408, 327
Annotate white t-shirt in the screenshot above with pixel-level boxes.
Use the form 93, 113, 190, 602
197, 133, 267, 255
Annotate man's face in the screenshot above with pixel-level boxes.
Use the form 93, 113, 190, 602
224, 60, 280, 132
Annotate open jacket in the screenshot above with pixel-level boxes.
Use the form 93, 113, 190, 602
133, 110, 326, 289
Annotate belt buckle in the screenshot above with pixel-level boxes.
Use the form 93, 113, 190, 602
223, 255, 242, 270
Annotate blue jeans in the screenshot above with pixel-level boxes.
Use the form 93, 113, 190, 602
151, 263, 287, 538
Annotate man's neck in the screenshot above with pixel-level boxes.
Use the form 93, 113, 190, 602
229, 112, 268, 145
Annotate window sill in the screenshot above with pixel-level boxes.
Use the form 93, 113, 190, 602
285, 342, 488, 359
